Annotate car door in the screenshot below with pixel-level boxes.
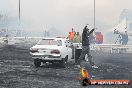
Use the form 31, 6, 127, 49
65, 40, 73, 62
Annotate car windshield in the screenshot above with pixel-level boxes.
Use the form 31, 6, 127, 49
37, 39, 62, 46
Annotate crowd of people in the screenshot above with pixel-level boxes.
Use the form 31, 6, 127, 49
67, 27, 97, 44
114, 29, 128, 45
67, 28, 81, 43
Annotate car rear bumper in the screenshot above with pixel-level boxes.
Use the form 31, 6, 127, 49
32, 55, 62, 61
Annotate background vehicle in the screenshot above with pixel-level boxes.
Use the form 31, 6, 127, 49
30, 37, 74, 67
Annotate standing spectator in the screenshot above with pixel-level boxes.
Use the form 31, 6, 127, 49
76, 24, 98, 69
68, 28, 76, 42
73, 32, 81, 43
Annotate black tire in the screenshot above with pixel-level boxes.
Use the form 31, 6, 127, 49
34, 59, 41, 67
60, 56, 68, 67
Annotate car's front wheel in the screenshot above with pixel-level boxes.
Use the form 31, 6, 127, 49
60, 56, 68, 67
34, 59, 41, 67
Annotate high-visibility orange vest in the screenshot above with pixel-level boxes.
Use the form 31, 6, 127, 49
69, 31, 75, 41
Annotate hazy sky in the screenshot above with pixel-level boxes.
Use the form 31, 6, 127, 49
0, 0, 132, 36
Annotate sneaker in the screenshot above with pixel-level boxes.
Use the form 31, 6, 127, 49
75, 65, 81, 68
90, 75, 96, 79
92, 75, 96, 78
92, 65, 98, 69
89, 75, 95, 79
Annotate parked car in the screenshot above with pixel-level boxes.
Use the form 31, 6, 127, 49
30, 37, 74, 67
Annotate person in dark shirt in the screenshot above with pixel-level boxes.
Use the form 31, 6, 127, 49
76, 24, 96, 68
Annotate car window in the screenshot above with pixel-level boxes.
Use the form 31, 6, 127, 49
65, 40, 73, 47
57, 40, 62, 46
37, 39, 62, 46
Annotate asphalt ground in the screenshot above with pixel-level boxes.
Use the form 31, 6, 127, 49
0, 44, 131, 88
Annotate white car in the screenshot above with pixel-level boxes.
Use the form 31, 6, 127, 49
30, 37, 74, 67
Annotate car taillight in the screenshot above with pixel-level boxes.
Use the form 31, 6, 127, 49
51, 50, 60, 54
30, 49, 38, 53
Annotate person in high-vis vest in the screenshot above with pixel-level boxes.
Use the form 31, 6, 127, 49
73, 32, 81, 43
68, 28, 76, 42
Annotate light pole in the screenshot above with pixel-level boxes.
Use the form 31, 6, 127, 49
94, 0, 95, 29
19, 0, 20, 23
18, 0, 22, 37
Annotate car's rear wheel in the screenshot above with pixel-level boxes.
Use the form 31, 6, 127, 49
34, 59, 41, 67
